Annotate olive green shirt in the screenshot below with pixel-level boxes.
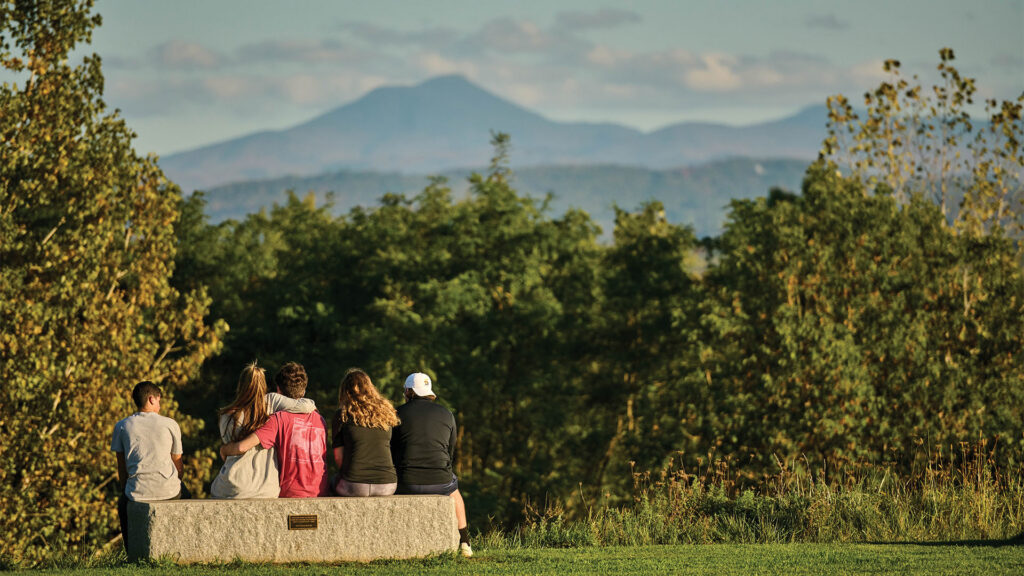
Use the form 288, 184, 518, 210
332, 413, 398, 485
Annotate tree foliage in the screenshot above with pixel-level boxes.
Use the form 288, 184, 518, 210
823, 49, 1023, 234
0, 0, 222, 562
700, 166, 1024, 470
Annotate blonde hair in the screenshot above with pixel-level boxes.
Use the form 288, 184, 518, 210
218, 361, 269, 441
337, 369, 400, 430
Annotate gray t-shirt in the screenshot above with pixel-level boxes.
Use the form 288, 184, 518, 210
110, 412, 183, 501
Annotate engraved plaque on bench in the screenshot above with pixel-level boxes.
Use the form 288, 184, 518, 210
287, 514, 318, 530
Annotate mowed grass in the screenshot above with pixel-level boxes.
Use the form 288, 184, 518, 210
26, 544, 1024, 576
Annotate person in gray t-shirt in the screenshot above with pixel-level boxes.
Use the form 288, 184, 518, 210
110, 381, 190, 537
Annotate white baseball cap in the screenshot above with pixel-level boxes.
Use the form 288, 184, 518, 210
404, 372, 434, 397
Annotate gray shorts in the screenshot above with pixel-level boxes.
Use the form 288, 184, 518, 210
333, 476, 397, 497
397, 474, 459, 496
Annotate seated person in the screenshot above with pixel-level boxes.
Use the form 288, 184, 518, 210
331, 368, 400, 497
211, 361, 316, 499
221, 362, 328, 497
392, 373, 472, 557
111, 381, 191, 537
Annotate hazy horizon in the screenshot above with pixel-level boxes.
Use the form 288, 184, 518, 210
36, 0, 1023, 156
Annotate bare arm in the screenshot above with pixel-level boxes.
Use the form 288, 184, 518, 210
333, 446, 344, 468
116, 452, 127, 490
220, 432, 261, 459
171, 453, 183, 479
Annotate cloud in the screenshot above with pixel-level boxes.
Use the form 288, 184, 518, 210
338, 21, 458, 47
685, 54, 742, 92
804, 13, 849, 31
504, 82, 545, 106
203, 75, 255, 100
417, 52, 477, 77
149, 41, 222, 69
555, 9, 641, 31
849, 59, 888, 84
264, 73, 391, 107
111, 69, 397, 118
237, 39, 369, 65
102, 55, 140, 70
467, 18, 557, 53
108, 76, 212, 116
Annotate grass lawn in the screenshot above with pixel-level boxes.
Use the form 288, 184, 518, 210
27, 543, 1024, 575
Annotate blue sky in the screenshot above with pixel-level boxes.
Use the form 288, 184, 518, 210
74, 0, 1024, 155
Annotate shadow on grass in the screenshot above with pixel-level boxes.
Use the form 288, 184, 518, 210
867, 532, 1024, 548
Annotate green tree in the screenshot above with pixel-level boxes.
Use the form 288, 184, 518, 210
587, 202, 701, 498
701, 163, 1024, 471
0, 1, 222, 562
346, 137, 604, 522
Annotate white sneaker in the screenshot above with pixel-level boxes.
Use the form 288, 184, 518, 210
459, 542, 473, 558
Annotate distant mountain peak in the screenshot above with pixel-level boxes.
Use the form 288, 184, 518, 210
417, 74, 476, 89
159, 75, 825, 193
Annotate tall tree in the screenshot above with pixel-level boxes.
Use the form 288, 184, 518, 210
701, 163, 1024, 471
0, 1, 221, 562
588, 202, 701, 497
351, 137, 604, 522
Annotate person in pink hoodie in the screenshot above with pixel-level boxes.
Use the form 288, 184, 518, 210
221, 362, 329, 497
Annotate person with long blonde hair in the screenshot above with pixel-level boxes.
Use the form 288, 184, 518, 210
331, 368, 400, 497
210, 361, 316, 498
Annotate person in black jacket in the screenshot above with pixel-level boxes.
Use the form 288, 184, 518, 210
392, 372, 471, 557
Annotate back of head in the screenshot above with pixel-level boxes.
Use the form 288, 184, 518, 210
274, 362, 308, 399
338, 368, 399, 430
131, 381, 162, 411
220, 361, 270, 440
403, 372, 436, 400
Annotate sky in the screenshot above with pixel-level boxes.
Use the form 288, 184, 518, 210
58, 0, 1024, 155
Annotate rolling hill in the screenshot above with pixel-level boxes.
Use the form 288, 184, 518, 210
200, 158, 811, 238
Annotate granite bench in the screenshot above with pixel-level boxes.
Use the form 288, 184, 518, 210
124, 495, 459, 563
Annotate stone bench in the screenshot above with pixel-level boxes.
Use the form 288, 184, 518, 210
125, 495, 459, 563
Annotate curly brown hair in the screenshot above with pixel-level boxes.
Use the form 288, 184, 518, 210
274, 362, 307, 399
337, 369, 400, 430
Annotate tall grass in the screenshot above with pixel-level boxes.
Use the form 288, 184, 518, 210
484, 441, 1024, 548
17, 443, 1023, 567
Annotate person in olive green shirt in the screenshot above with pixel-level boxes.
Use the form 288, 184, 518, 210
391, 372, 471, 557
331, 369, 400, 496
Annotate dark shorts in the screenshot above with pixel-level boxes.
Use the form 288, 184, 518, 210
397, 474, 459, 496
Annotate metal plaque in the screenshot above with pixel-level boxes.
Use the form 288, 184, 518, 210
287, 514, 318, 530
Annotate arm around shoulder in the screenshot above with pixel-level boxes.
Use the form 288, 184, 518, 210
266, 392, 316, 414
220, 432, 261, 459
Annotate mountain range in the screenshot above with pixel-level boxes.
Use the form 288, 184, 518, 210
158, 75, 832, 236
199, 158, 809, 238
159, 75, 825, 195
